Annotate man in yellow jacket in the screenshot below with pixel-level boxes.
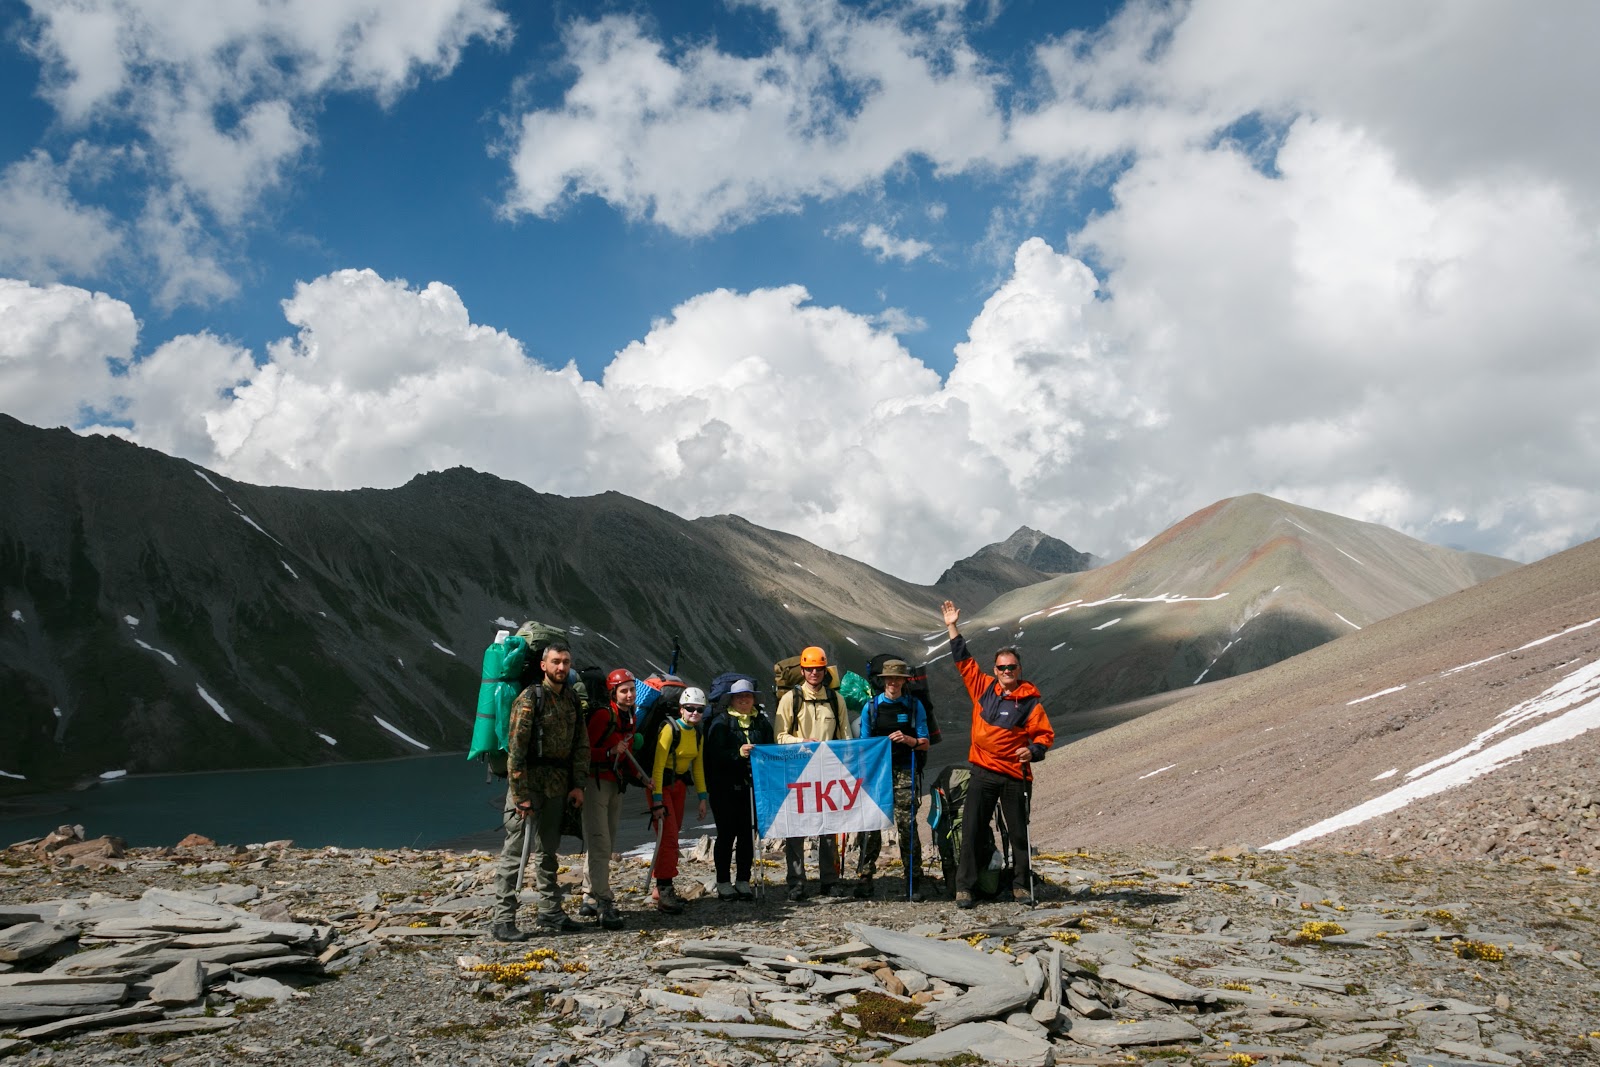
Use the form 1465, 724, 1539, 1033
773, 646, 853, 900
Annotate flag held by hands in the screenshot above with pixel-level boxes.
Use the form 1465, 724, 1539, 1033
752, 736, 894, 838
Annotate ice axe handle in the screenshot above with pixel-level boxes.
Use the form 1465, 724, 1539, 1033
513, 802, 534, 893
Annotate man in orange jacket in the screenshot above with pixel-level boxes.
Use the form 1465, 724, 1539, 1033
941, 599, 1054, 908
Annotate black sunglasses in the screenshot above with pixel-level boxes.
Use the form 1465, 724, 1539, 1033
994, 663, 1020, 672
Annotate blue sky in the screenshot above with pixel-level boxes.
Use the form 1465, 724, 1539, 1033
3, 1, 1599, 582
0, 0, 1110, 378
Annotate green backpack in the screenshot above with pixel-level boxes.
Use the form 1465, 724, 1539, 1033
467, 620, 578, 778
928, 766, 1008, 897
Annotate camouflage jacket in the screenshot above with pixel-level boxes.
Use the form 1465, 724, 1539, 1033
506, 679, 589, 807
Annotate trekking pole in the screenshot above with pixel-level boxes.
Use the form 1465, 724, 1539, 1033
748, 785, 762, 902
1023, 779, 1034, 903
514, 806, 534, 894
908, 759, 918, 902
667, 636, 680, 675
643, 801, 667, 895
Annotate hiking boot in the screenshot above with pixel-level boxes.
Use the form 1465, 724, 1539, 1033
905, 882, 926, 903
734, 882, 755, 901
852, 879, 874, 899
577, 901, 599, 918
598, 902, 624, 930
490, 921, 529, 942
823, 883, 849, 898
656, 883, 684, 915
955, 891, 974, 910
534, 910, 581, 934
1013, 886, 1035, 906
786, 884, 810, 902
716, 882, 739, 900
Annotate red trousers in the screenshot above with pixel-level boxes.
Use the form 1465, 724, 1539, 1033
653, 779, 687, 880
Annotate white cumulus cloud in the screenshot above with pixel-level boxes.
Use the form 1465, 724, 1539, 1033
0, 278, 137, 426
503, 1, 1006, 234
19, 0, 511, 301
0, 150, 124, 282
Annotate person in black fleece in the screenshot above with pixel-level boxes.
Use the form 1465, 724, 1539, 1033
703, 678, 776, 899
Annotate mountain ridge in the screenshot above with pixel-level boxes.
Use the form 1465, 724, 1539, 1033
0, 414, 1517, 791
1028, 530, 1600, 857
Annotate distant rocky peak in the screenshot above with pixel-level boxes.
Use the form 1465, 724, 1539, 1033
976, 526, 1094, 574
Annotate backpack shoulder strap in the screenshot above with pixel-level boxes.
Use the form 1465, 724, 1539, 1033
531, 683, 546, 757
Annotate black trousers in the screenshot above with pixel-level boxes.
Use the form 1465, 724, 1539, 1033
956, 765, 1031, 894
709, 786, 755, 883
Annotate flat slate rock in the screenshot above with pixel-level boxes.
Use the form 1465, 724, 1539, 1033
648, 956, 730, 972
100, 1016, 240, 1036
1194, 965, 1350, 993
639, 988, 753, 1022
91, 917, 236, 937
679, 938, 804, 960
1311, 1030, 1390, 1054
895, 1020, 1056, 1066
765, 1001, 836, 1029
1095, 964, 1212, 1003
1070, 931, 1140, 966
45, 938, 176, 976
14, 1004, 164, 1040
1066, 1015, 1203, 1048
0, 922, 75, 963
0, 982, 127, 1009
925, 977, 1034, 1027
675, 1021, 820, 1040
223, 976, 297, 1002
847, 924, 1023, 987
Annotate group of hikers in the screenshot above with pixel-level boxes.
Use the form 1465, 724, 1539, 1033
488, 600, 1055, 942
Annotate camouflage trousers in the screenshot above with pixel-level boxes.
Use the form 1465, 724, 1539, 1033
492, 786, 565, 924
856, 766, 921, 881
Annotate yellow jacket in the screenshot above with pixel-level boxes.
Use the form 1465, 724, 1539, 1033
651, 721, 708, 797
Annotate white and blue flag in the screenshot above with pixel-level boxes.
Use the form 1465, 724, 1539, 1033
752, 736, 894, 838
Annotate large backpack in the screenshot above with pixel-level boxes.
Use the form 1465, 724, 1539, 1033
468, 629, 533, 778
632, 674, 687, 788
772, 655, 840, 693
468, 620, 596, 779
508, 620, 604, 712
573, 665, 606, 713
707, 671, 758, 714
867, 653, 943, 746
927, 765, 1011, 898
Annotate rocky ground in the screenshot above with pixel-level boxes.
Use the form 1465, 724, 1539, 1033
4, 828, 1600, 1066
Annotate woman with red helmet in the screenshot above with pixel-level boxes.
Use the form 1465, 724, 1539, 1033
579, 667, 637, 929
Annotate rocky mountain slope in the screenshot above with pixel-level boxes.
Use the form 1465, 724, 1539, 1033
1030, 531, 1600, 860
932, 526, 1092, 609
948, 494, 1519, 724
0, 415, 1515, 792
0, 416, 953, 788
978, 525, 1095, 574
